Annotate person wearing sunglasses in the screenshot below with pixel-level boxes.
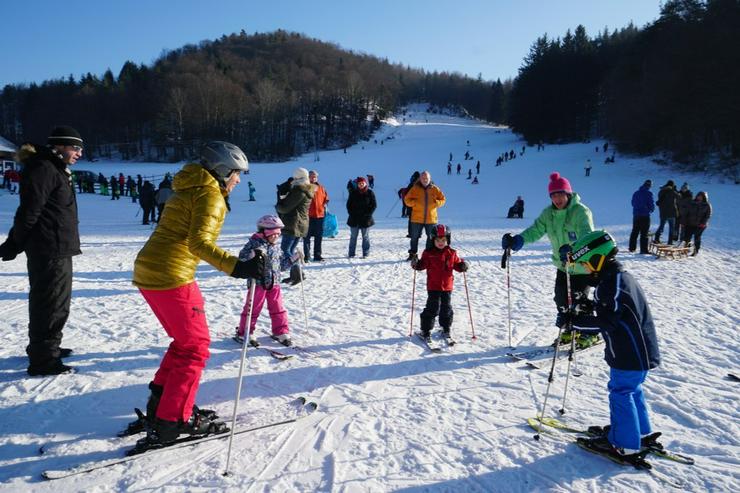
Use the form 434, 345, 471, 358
0, 126, 84, 376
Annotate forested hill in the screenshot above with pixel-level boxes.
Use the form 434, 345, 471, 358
508, 0, 740, 171
0, 30, 503, 162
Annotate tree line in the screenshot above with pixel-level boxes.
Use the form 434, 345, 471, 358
508, 0, 740, 167
0, 30, 504, 162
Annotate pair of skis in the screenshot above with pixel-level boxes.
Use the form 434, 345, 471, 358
527, 416, 694, 488
507, 338, 604, 370
416, 331, 456, 353
41, 397, 318, 480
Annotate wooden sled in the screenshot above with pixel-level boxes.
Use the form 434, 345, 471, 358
649, 242, 691, 259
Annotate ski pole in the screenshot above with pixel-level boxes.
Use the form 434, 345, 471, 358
408, 269, 417, 337
223, 279, 256, 476
559, 259, 576, 415
501, 248, 512, 347
297, 258, 309, 332
462, 272, 477, 340
533, 323, 565, 441
385, 195, 401, 218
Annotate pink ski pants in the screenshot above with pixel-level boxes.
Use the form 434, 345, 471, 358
140, 282, 210, 423
237, 284, 289, 337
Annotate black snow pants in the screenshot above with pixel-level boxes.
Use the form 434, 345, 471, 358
420, 290, 453, 335
26, 255, 73, 369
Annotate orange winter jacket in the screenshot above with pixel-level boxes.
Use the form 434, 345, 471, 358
132, 163, 238, 289
308, 183, 329, 218
403, 182, 446, 224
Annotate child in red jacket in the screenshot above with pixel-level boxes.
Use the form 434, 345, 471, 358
411, 224, 469, 341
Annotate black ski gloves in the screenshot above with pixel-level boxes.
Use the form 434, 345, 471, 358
501, 233, 523, 251
0, 237, 18, 262
281, 264, 305, 285
231, 250, 266, 279
458, 261, 469, 272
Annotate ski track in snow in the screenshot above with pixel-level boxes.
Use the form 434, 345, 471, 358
1, 106, 738, 492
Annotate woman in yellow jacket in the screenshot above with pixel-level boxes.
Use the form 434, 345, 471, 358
403, 170, 446, 260
129, 142, 264, 451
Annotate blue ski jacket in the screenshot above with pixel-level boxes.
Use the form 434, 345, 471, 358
572, 261, 661, 371
631, 185, 655, 217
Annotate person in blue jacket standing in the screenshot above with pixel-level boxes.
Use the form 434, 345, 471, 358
628, 180, 654, 254
564, 230, 661, 462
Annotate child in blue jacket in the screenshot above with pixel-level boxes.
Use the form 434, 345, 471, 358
563, 230, 661, 462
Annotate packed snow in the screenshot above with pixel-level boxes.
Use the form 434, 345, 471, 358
0, 105, 738, 492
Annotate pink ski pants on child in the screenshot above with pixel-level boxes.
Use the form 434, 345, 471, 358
238, 284, 289, 337
140, 282, 210, 423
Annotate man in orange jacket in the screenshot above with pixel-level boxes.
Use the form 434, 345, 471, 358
403, 170, 446, 261
303, 170, 329, 261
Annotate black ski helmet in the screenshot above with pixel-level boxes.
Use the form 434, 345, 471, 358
431, 224, 451, 244
200, 141, 249, 187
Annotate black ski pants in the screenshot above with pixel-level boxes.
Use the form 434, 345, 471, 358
420, 290, 453, 335
629, 215, 651, 253
554, 270, 591, 314
26, 255, 73, 369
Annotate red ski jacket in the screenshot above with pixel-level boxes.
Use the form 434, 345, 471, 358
415, 246, 464, 291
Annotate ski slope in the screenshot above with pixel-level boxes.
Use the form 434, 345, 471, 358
0, 105, 738, 492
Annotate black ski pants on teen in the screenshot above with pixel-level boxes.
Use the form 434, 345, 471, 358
26, 255, 73, 369
420, 290, 453, 334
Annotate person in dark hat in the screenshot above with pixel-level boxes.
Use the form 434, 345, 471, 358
0, 126, 84, 375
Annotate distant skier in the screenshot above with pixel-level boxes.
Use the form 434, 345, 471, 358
467, 169, 472, 180
507, 196, 524, 218
447, 162, 452, 175
585, 159, 592, 177
410, 224, 468, 342
456, 163, 461, 175
476, 161, 480, 174
683, 191, 712, 256
248, 181, 256, 201
563, 230, 661, 463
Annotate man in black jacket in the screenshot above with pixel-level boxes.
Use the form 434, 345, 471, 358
0, 126, 83, 376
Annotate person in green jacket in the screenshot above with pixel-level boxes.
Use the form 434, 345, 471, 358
501, 172, 598, 347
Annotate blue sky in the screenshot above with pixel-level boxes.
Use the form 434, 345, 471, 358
2, 0, 662, 88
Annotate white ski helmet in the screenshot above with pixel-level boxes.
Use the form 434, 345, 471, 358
200, 141, 249, 186
256, 214, 285, 231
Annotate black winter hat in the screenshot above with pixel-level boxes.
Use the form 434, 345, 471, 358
47, 126, 83, 148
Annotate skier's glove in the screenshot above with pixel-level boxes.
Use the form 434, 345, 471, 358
558, 244, 573, 264
281, 264, 305, 285
0, 237, 18, 262
501, 233, 523, 252
410, 256, 420, 269
555, 311, 572, 330
572, 298, 595, 315
231, 250, 265, 279
458, 261, 469, 272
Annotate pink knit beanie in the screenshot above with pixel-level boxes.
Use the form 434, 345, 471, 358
548, 172, 572, 195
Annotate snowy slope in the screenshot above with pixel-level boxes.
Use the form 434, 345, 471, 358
0, 105, 738, 492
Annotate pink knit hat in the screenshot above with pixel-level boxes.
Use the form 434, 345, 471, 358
548, 172, 572, 195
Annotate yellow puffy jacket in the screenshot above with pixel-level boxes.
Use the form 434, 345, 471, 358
403, 182, 446, 224
133, 163, 238, 290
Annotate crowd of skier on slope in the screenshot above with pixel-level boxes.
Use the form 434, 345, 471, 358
0, 126, 713, 461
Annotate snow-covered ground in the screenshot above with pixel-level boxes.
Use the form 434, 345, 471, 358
1, 106, 738, 492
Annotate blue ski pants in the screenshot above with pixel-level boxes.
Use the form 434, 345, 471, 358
607, 368, 652, 450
